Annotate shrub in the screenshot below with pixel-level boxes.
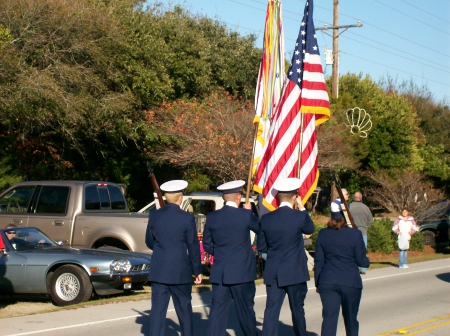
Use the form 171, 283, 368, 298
307, 222, 327, 251
309, 217, 424, 254
409, 231, 424, 251
367, 218, 396, 254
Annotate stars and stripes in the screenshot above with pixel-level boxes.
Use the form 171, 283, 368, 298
253, 0, 330, 210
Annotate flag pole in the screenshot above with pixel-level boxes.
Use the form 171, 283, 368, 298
245, 123, 259, 204
297, 112, 305, 179
296, 111, 305, 208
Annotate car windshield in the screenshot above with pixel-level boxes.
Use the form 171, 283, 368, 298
2, 227, 58, 251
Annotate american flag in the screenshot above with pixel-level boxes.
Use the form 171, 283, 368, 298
253, 0, 330, 210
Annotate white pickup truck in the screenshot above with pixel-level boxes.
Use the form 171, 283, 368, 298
0, 181, 151, 252
139, 192, 261, 243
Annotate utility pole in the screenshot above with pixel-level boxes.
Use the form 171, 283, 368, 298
316, 1, 362, 98
332, 0, 339, 98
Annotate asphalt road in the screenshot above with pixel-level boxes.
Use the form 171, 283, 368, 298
1, 259, 449, 336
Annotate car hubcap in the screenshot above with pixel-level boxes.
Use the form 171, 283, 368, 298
55, 273, 80, 301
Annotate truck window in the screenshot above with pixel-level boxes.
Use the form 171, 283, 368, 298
35, 186, 70, 214
85, 186, 100, 210
84, 184, 126, 210
190, 200, 215, 215
98, 188, 110, 208
0, 186, 36, 213
108, 185, 126, 210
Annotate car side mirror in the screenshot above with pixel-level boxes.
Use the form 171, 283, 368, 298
57, 241, 63, 246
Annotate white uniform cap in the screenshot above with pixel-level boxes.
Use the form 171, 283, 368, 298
274, 178, 301, 194
217, 180, 245, 194
160, 180, 188, 193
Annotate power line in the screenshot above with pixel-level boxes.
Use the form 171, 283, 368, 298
341, 51, 450, 88
229, 0, 329, 25
312, 0, 450, 60
358, 20, 450, 59
343, 32, 450, 74
345, 31, 450, 73
373, 0, 450, 37
159, 0, 450, 85
400, 0, 450, 25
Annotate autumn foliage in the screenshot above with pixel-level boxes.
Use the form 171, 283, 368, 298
148, 92, 254, 184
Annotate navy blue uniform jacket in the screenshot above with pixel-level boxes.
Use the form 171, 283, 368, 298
146, 203, 202, 284
314, 226, 370, 289
203, 205, 260, 285
258, 207, 315, 287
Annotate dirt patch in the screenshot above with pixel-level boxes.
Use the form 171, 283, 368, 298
0, 295, 56, 319
0, 290, 151, 319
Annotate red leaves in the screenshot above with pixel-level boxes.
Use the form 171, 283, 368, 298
147, 91, 254, 182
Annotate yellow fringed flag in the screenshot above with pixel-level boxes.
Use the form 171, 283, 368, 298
253, 0, 285, 175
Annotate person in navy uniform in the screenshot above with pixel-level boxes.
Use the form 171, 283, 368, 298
145, 180, 202, 336
258, 178, 315, 336
203, 180, 260, 336
314, 214, 370, 336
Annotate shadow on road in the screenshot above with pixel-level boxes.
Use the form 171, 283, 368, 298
134, 291, 318, 336
135, 309, 248, 335
135, 310, 210, 335
435, 272, 450, 283
370, 261, 398, 267
278, 321, 318, 336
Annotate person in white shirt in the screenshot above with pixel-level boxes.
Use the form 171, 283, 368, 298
392, 209, 418, 268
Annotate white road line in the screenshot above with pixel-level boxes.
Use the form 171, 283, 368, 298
361, 266, 449, 282
4, 265, 448, 336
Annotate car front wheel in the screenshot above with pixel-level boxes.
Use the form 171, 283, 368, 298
49, 265, 93, 306
422, 230, 436, 247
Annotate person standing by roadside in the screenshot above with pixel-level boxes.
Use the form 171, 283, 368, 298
392, 209, 418, 269
350, 192, 373, 274
315, 217, 370, 336
258, 178, 315, 336
203, 180, 260, 336
145, 180, 202, 336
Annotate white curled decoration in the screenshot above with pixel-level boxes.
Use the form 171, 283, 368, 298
345, 107, 372, 138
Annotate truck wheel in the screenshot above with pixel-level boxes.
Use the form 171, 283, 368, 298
422, 230, 436, 247
49, 265, 92, 306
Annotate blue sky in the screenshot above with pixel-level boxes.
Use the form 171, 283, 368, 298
156, 0, 450, 104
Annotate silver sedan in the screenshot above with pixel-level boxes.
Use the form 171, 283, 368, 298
0, 227, 151, 306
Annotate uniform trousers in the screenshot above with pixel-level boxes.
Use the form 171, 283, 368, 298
149, 282, 193, 336
359, 234, 368, 272
207, 281, 257, 336
262, 278, 308, 336
318, 283, 362, 336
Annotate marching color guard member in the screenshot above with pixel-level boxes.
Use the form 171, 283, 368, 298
145, 180, 202, 336
258, 178, 315, 336
203, 180, 260, 336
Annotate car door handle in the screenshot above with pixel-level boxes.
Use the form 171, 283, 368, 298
12, 219, 22, 225
53, 220, 64, 226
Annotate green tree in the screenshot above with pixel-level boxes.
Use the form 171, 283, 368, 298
0, 0, 262, 207
332, 74, 423, 172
